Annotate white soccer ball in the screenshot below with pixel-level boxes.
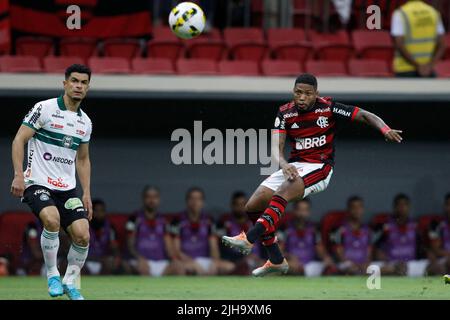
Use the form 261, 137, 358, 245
169, 2, 206, 39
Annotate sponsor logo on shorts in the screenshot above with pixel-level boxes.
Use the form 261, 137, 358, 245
33, 189, 50, 197
64, 198, 83, 210
40, 193, 50, 201
47, 177, 69, 188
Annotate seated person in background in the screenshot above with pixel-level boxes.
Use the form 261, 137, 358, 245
18, 221, 43, 275
373, 194, 426, 276
19, 222, 70, 276
427, 193, 450, 275
279, 198, 336, 276
86, 199, 125, 275
171, 187, 235, 275
330, 196, 372, 275
127, 186, 184, 276
216, 191, 263, 275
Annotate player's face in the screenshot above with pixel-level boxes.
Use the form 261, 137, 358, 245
143, 190, 160, 211
231, 196, 247, 217
293, 83, 318, 110
293, 201, 310, 220
63, 72, 90, 101
186, 191, 204, 215
93, 203, 106, 220
394, 199, 410, 218
348, 200, 364, 221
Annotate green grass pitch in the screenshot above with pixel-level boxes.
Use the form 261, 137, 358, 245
0, 276, 448, 300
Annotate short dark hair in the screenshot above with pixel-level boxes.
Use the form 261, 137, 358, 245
92, 198, 106, 208
393, 193, 410, 205
231, 191, 246, 202
141, 185, 160, 198
65, 64, 91, 80
347, 195, 363, 207
295, 73, 317, 89
186, 186, 205, 201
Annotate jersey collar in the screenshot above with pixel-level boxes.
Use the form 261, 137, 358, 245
57, 95, 82, 116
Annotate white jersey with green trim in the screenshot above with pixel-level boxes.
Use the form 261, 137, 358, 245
22, 96, 92, 191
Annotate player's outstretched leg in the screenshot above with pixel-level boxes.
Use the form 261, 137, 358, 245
222, 186, 273, 255
249, 179, 305, 276
39, 207, 64, 297
63, 219, 90, 300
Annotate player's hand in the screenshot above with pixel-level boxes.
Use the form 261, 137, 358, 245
10, 175, 25, 197
82, 194, 93, 220
384, 129, 403, 143
282, 164, 299, 181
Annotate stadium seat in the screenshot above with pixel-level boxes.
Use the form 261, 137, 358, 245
0, 56, 42, 73
310, 30, 353, 61
320, 210, 347, 250
305, 60, 348, 76
348, 59, 392, 77
351, 30, 393, 62
261, 60, 303, 77
223, 27, 268, 61
60, 38, 99, 60
444, 33, 450, 60
131, 58, 175, 75
88, 57, 131, 74
186, 40, 226, 61
176, 59, 218, 75
107, 213, 129, 253
267, 28, 313, 61
147, 27, 184, 63
0, 211, 37, 271
218, 60, 260, 76
55, 0, 97, 5
102, 38, 142, 59
43, 56, 85, 73
435, 60, 450, 78
15, 37, 54, 58
370, 213, 390, 228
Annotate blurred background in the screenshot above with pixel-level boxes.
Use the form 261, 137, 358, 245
0, 0, 449, 278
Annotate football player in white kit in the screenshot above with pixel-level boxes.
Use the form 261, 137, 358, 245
11, 64, 93, 300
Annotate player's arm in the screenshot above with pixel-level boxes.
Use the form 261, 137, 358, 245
273, 124, 298, 181
76, 143, 93, 220
11, 125, 36, 197
352, 108, 403, 143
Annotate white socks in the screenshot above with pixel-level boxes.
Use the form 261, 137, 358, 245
40, 229, 60, 279
63, 243, 89, 285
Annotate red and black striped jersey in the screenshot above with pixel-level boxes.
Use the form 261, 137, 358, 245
274, 96, 359, 165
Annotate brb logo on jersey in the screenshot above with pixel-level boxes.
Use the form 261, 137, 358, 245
316, 116, 329, 128
295, 135, 326, 150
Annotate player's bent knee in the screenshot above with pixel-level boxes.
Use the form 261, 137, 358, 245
71, 231, 90, 247
40, 211, 60, 231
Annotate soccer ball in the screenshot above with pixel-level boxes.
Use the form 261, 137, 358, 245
169, 2, 206, 39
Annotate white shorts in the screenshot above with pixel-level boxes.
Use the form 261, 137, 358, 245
85, 261, 102, 275
130, 259, 169, 277
371, 260, 428, 277
195, 257, 213, 272
261, 162, 333, 198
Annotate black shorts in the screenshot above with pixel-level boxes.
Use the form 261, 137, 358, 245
22, 185, 88, 231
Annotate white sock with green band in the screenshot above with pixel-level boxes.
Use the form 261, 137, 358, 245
40, 228, 60, 279
63, 243, 89, 285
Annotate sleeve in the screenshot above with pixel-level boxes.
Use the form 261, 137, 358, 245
390, 10, 404, 37
273, 110, 286, 132
81, 119, 92, 144
168, 217, 181, 236
22, 103, 47, 131
332, 102, 360, 122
